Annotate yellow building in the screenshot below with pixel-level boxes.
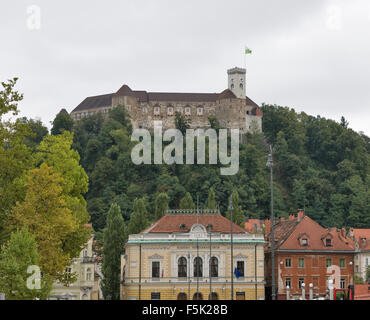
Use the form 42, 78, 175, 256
121, 209, 265, 300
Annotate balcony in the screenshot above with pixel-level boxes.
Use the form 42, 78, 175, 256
82, 257, 95, 263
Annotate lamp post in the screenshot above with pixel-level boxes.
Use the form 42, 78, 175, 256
229, 197, 234, 300
207, 224, 213, 300
266, 145, 275, 300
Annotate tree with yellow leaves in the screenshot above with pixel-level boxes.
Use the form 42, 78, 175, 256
11, 163, 89, 285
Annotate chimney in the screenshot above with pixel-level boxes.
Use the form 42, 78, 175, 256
297, 210, 304, 220
349, 228, 354, 238
264, 219, 271, 234
289, 214, 295, 220
341, 228, 346, 238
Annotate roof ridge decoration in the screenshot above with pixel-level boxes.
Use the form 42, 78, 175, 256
166, 209, 220, 215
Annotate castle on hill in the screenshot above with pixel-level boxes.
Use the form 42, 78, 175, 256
70, 67, 262, 133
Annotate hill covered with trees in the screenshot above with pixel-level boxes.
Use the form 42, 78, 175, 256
63, 104, 369, 232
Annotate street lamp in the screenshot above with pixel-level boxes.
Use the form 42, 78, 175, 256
229, 196, 234, 300
266, 145, 275, 300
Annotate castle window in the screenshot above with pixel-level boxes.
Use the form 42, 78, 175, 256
197, 107, 203, 115
231, 83, 234, 89
177, 107, 183, 114
167, 107, 174, 116
240, 83, 243, 89
142, 107, 147, 113
154, 106, 160, 115
246, 111, 249, 115
185, 107, 191, 115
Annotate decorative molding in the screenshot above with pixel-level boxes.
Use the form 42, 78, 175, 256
149, 254, 163, 260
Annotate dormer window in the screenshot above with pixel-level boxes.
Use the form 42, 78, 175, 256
325, 238, 332, 247
179, 224, 186, 230
301, 238, 308, 246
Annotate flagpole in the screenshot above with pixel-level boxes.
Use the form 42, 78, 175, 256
244, 46, 246, 69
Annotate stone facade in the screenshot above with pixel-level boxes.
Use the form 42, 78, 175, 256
70, 67, 262, 133
121, 210, 265, 300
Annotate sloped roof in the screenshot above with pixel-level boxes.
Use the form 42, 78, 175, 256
267, 215, 355, 251
71, 85, 260, 113
141, 214, 246, 234
217, 89, 236, 100
72, 93, 113, 112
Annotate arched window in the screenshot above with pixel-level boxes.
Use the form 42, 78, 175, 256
193, 292, 203, 300
208, 292, 218, 300
177, 292, 187, 300
210, 257, 218, 278
194, 257, 203, 277
178, 257, 187, 278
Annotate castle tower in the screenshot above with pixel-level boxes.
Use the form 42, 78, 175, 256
227, 67, 246, 99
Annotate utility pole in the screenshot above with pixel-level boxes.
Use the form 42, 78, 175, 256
266, 145, 275, 300
188, 252, 191, 300
139, 243, 142, 300
229, 197, 234, 300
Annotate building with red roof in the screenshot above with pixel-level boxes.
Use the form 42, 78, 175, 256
121, 209, 265, 300
264, 211, 355, 300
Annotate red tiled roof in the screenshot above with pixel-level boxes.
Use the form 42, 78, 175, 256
267, 215, 355, 251
141, 214, 246, 234
244, 219, 263, 233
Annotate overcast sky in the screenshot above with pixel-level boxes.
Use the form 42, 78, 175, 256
1, 0, 369, 135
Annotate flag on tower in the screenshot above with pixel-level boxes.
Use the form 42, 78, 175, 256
245, 47, 252, 54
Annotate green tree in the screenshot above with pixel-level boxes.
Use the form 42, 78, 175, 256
226, 190, 244, 226
208, 115, 220, 131
174, 111, 191, 135
51, 109, 74, 135
0, 228, 52, 300
207, 187, 217, 209
154, 193, 170, 220
179, 192, 195, 209
127, 198, 150, 235
101, 203, 126, 300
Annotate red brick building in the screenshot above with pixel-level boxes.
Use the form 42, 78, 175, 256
264, 211, 355, 300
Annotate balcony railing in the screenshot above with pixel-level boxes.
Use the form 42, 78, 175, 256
82, 257, 95, 263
